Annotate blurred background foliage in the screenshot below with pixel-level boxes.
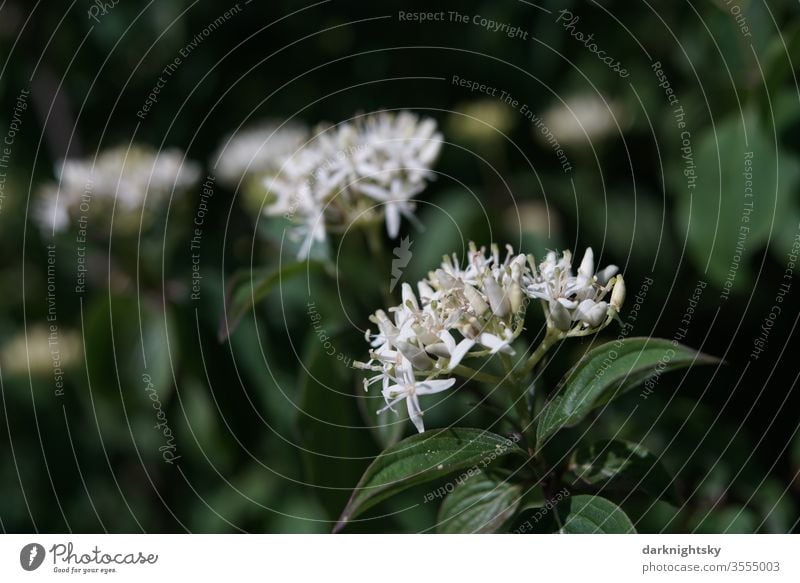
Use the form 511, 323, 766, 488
1, 0, 799, 533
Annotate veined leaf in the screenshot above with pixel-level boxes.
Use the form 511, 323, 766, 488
436, 470, 521, 533
536, 338, 717, 445
334, 428, 523, 532
218, 260, 326, 341
559, 495, 636, 533
513, 494, 635, 534
571, 440, 679, 505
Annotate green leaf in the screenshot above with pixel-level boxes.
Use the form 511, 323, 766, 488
436, 470, 522, 533
514, 494, 635, 533
140, 303, 176, 398
622, 497, 683, 534
296, 330, 376, 520
752, 478, 796, 533
570, 440, 679, 505
671, 110, 800, 291
218, 260, 326, 341
760, 21, 800, 104
688, 506, 758, 534
537, 338, 717, 445
334, 428, 523, 532
559, 495, 636, 533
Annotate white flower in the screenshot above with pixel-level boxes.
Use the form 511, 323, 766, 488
448, 99, 515, 146
359, 243, 532, 432
541, 94, 622, 147
357, 178, 423, 238
264, 111, 442, 257
58, 146, 200, 209
574, 298, 609, 327
527, 247, 618, 331
378, 360, 457, 433
36, 145, 200, 234
425, 330, 475, 370
1, 325, 81, 376
478, 329, 516, 355
212, 121, 308, 187
33, 185, 70, 234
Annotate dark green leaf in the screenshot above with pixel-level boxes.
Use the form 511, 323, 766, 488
760, 21, 800, 104
752, 479, 796, 534
671, 110, 800, 291
436, 470, 522, 533
688, 506, 757, 534
218, 260, 326, 341
537, 338, 717, 445
334, 428, 523, 532
571, 440, 679, 505
622, 497, 683, 534
512, 494, 635, 533
559, 495, 636, 533
296, 330, 376, 520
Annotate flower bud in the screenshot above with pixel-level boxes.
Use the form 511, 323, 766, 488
578, 247, 594, 279
425, 343, 451, 359
483, 275, 511, 317
610, 275, 626, 312
596, 265, 619, 285
463, 283, 490, 316
509, 282, 524, 314
549, 299, 572, 331
576, 299, 608, 327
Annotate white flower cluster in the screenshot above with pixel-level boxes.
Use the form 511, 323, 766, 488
264, 111, 442, 258
527, 247, 620, 330
357, 244, 624, 433
211, 121, 308, 188
35, 146, 200, 234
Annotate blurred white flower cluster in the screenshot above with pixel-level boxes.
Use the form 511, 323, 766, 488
356, 243, 624, 432
541, 94, 622, 147
35, 146, 200, 234
0, 325, 81, 377
264, 111, 442, 258
211, 121, 308, 188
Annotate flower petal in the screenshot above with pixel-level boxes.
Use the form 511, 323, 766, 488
385, 204, 401, 238
415, 377, 457, 396
478, 333, 515, 355
406, 394, 426, 433
578, 247, 594, 278
447, 338, 475, 369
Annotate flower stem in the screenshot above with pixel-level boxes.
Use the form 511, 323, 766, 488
363, 222, 395, 306
521, 328, 563, 377
499, 352, 530, 431
365, 220, 384, 260
451, 364, 503, 386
